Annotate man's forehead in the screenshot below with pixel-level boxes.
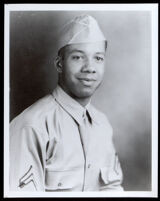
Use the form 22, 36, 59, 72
64, 42, 106, 54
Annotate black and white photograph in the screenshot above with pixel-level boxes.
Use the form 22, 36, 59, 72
4, 3, 158, 197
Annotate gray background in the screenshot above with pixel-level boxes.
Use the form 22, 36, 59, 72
10, 11, 151, 191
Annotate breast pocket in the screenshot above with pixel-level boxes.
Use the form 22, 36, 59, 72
100, 166, 123, 185
100, 154, 123, 187
45, 169, 83, 191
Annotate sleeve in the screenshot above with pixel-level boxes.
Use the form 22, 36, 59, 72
9, 125, 47, 191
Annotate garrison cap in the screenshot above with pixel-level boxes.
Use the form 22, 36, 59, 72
56, 14, 106, 53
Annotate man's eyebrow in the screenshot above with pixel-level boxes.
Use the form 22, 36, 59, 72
68, 50, 105, 55
95, 52, 105, 56
68, 49, 85, 54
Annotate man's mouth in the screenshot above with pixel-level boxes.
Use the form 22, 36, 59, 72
78, 78, 96, 81
77, 77, 96, 86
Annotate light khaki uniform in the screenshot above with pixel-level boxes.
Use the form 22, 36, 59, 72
10, 86, 123, 191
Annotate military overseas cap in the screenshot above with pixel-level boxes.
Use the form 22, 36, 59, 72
56, 14, 106, 53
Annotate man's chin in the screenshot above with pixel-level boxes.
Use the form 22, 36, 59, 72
76, 87, 96, 99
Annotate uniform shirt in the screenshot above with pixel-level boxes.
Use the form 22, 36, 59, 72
10, 85, 124, 191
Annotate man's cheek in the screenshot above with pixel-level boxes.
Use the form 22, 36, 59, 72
100, 68, 105, 78
97, 70, 104, 80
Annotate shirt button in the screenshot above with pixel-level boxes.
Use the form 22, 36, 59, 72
58, 182, 62, 187
88, 164, 91, 168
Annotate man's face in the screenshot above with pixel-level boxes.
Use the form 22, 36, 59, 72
59, 41, 106, 99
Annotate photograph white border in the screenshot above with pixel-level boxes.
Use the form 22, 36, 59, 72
4, 3, 158, 198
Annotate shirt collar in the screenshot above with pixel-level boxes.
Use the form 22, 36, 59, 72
52, 85, 98, 125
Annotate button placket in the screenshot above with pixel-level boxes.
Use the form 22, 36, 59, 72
87, 164, 91, 168
83, 161, 92, 191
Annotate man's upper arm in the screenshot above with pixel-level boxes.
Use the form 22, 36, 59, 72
9, 125, 47, 191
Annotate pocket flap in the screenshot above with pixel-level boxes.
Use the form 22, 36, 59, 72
100, 166, 122, 185
45, 169, 81, 190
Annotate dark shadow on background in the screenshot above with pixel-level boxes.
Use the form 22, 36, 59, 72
10, 11, 58, 120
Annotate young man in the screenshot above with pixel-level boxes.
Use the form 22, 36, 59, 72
10, 14, 124, 191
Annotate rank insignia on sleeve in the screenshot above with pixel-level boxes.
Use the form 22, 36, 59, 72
114, 153, 121, 175
18, 165, 37, 190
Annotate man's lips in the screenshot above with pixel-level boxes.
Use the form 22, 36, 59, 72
77, 77, 96, 81
77, 77, 97, 86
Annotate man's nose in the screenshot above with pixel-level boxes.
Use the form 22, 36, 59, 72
81, 58, 96, 73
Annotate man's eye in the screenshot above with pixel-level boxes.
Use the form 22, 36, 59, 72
95, 56, 104, 61
72, 56, 82, 60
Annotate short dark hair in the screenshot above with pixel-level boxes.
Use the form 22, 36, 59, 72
58, 46, 67, 60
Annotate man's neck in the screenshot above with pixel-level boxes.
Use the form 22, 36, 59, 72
74, 96, 90, 107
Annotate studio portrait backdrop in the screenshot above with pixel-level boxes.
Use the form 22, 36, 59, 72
10, 11, 151, 191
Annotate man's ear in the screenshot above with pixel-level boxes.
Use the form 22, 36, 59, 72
54, 56, 63, 73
